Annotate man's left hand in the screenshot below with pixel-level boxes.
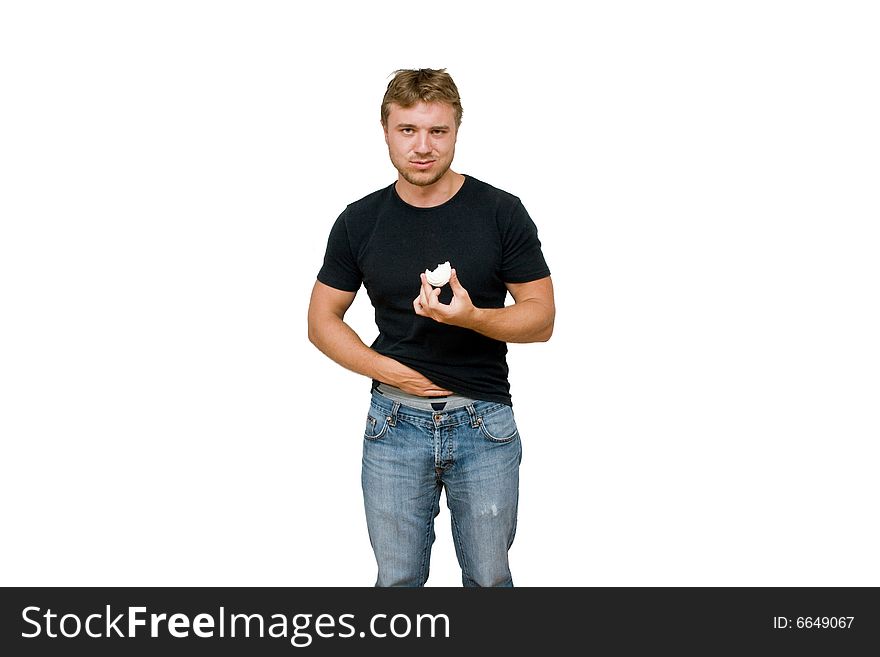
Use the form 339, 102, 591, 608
413, 268, 476, 328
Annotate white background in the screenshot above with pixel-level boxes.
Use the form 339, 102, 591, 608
2, 1, 878, 586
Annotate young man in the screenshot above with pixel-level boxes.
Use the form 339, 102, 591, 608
307, 68, 554, 587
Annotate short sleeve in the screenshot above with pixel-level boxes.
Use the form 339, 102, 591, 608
499, 201, 551, 284
317, 209, 363, 292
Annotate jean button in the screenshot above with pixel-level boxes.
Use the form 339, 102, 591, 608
433, 414, 442, 422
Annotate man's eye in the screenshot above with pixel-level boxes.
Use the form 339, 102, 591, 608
402, 128, 414, 134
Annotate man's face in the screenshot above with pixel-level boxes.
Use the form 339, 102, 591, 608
383, 101, 458, 187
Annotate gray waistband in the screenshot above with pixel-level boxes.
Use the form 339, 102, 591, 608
375, 383, 475, 412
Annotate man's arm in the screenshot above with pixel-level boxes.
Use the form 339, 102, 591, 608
414, 270, 555, 343
307, 280, 454, 396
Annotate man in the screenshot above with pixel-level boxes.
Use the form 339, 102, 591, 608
307, 68, 554, 587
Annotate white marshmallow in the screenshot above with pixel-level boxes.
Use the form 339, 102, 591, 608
425, 261, 452, 287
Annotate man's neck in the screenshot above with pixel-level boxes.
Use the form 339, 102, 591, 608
395, 171, 465, 208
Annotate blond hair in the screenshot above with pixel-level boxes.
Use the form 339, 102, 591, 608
380, 68, 463, 128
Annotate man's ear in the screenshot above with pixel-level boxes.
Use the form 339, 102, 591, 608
381, 121, 388, 145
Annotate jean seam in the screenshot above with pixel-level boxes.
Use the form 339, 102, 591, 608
477, 408, 519, 443
448, 503, 471, 586
478, 426, 519, 443
418, 486, 441, 586
364, 418, 389, 441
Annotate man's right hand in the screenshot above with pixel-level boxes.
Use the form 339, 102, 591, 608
308, 281, 454, 397
380, 359, 454, 397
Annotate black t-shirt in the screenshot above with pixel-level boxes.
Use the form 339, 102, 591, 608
317, 175, 551, 406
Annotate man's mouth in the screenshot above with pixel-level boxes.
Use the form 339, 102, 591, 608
411, 160, 435, 169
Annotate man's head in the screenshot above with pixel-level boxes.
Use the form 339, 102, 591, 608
380, 68, 463, 129
381, 69, 463, 188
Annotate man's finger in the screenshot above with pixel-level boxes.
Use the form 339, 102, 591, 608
425, 388, 454, 396
419, 274, 431, 309
449, 268, 464, 294
423, 272, 442, 295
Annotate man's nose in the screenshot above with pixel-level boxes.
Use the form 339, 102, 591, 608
414, 131, 433, 154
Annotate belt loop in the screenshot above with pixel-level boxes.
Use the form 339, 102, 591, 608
387, 401, 400, 427
466, 404, 479, 428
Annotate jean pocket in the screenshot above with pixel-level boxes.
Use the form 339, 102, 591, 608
477, 405, 519, 443
364, 411, 389, 441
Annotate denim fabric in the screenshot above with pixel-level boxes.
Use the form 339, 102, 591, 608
362, 389, 522, 587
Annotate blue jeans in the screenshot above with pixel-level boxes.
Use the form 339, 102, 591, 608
361, 389, 522, 587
